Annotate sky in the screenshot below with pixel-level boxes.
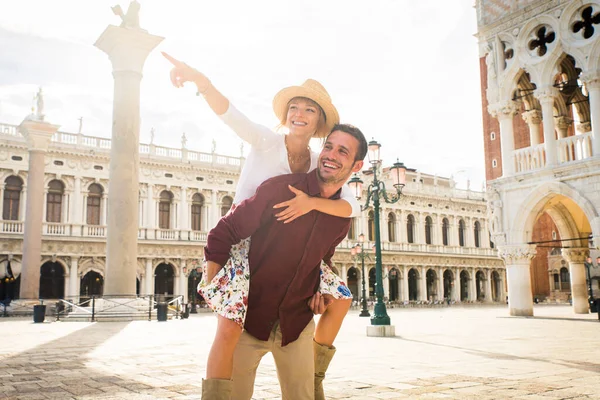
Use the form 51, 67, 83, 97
0, 0, 485, 190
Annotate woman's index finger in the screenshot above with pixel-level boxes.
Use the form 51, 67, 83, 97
161, 51, 182, 66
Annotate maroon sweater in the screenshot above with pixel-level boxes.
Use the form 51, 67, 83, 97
205, 170, 350, 345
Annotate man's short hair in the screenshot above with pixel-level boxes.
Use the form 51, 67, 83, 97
326, 124, 368, 162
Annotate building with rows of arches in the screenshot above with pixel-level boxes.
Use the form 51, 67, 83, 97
0, 112, 502, 306
476, 0, 600, 315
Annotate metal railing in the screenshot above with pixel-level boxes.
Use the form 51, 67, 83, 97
1, 295, 185, 321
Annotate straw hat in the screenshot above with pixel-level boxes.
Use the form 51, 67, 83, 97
272, 79, 340, 138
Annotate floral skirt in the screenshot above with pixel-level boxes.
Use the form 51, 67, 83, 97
198, 237, 353, 328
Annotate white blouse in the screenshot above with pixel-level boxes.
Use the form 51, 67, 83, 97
220, 103, 361, 217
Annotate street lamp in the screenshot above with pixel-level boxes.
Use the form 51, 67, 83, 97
350, 233, 371, 317
189, 266, 202, 314
584, 257, 599, 312
348, 139, 406, 330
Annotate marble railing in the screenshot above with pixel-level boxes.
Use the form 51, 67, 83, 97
514, 143, 546, 173
337, 239, 497, 257
2, 221, 496, 256
0, 220, 24, 234
557, 131, 593, 164
0, 123, 243, 169
513, 131, 595, 174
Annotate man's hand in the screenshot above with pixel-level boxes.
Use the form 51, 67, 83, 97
308, 292, 334, 315
273, 185, 314, 223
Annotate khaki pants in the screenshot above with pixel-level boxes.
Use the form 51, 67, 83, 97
231, 319, 315, 400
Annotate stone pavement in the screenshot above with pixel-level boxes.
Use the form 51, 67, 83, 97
1, 305, 599, 399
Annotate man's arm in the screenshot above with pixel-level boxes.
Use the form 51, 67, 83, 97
204, 181, 280, 272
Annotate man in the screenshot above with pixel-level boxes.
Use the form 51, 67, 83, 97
204, 124, 367, 399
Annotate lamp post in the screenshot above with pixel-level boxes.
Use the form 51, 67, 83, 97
584, 257, 599, 312
189, 266, 202, 314
351, 233, 371, 317
348, 139, 406, 334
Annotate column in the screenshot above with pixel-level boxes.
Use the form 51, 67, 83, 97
535, 87, 559, 166
554, 116, 572, 140
380, 210, 388, 242
0, 184, 4, 220
100, 194, 108, 225
146, 183, 155, 239
383, 266, 390, 300
499, 244, 536, 316
341, 265, 348, 284
437, 267, 444, 301
180, 186, 189, 240
211, 190, 219, 227
522, 109, 542, 146
469, 268, 477, 301
19, 185, 27, 221
69, 256, 79, 299
365, 265, 372, 299
489, 101, 519, 177
96, 22, 163, 296
401, 265, 409, 302
485, 269, 493, 302
71, 176, 82, 236
180, 259, 188, 302
465, 217, 474, 248
452, 268, 461, 302
18, 119, 60, 298
419, 266, 427, 301
174, 266, 180, 297
582, 71, 600, 156
397, 212, 406, 244
145, 258, 154, 295
561, 248, 590, 314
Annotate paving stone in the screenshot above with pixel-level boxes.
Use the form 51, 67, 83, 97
1, 306, 600, 399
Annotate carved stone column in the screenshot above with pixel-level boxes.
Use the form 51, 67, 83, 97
489, 101, 519, 177
581, 71, 600, 156
498, 244, 536, 316
402, 265, 409, 302
485, 269, 493, 302
69, 256, 80, 299
419, 266, 427, 301
18, 119, 60, 299
95, 24, 163, 295
522, 110, 542, 146
535, 88, 559, 166
561, 248, 590, 314
554, 116, 572, 140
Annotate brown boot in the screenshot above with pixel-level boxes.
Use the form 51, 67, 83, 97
201, 378, 233, 400
314, 340, 336, 400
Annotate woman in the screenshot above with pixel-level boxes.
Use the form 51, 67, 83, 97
163, 52, 359, 400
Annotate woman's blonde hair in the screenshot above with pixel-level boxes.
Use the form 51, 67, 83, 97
277, 96, 326, 138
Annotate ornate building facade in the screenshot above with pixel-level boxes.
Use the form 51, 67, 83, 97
0, 115, 502, 305
476, 0, 600, 315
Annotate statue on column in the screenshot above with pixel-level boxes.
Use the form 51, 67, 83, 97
211, 139, 217, 154
78, 117, 84, 134
34, 87, 45, 121
112, 1, 142, 30
485, 43, 499, 103
150, 127, 155, 144
181, 132, 187, 149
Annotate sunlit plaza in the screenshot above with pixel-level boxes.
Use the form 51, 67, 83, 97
1, 306, 599, 400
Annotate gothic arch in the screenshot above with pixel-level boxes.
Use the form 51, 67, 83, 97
510, 181, 600, 244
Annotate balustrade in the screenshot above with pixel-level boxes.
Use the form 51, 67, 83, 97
0, 220, 24, 233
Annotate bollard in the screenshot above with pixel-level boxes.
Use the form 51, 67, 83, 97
33, 304, 46, 323
157, 302, 168, 322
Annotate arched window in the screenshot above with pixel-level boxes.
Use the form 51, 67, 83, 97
221, 196, 233, 216
159, 191, 173, 229
347, 217, 356, 240
406, 214, 415, 244
442, 218, 449, 246
368, 211, 375, 241
474, 220, 481, 248
425, 216, 433, 245
86, 184, 103, 225
388, 213, 396, 242
3, 176, 23, 221
191, 193, 204, 231
46, 180, 64, 223
458, 219, 465, 247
